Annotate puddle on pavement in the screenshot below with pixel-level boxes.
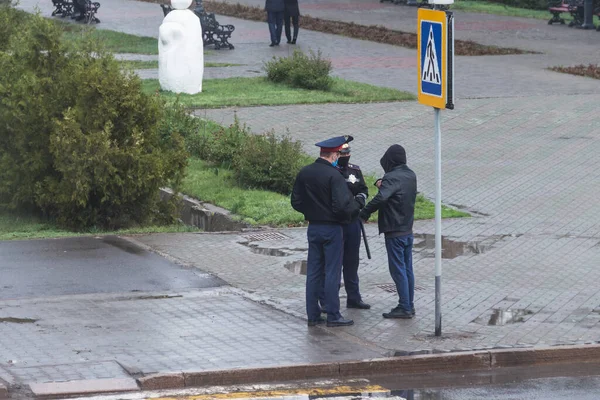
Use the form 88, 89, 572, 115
414, 234, 488, 259
0, 317, 38, 324
118, 294, 183, 301
473, 308, 533, 326
285, 260, 307, 275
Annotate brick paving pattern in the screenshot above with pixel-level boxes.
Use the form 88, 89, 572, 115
0, 289, 381, 386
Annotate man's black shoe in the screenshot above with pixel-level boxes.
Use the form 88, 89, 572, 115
326, 317, 354, 327
308, 316, 325, 327
290, 39, 296, 44
383, 307, 413, 319
347, 300, 371, 309
269, 43, 276, 47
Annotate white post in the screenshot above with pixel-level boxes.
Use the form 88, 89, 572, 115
434, 107, 442, 337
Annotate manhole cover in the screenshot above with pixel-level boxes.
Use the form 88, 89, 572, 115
377, 284, 426, 293
243, 231, 289, 242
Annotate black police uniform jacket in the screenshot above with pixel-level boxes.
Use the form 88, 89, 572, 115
339, 163, 368, 198
291, 158, 361, 225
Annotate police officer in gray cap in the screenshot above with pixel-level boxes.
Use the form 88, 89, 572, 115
291, 136, 365, 327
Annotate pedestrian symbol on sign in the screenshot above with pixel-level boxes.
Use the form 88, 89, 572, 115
423, 26, 440, 84
419, 18, 443, 98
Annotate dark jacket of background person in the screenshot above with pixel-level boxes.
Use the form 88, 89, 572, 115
284, 0, 300, 16
291, 158, 361, 225
360, 145, 417, 236
265, 0, 285, 12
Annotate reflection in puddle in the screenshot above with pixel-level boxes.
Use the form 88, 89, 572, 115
391, 389, 441, 399
285, 260, 307, 275
473, 308, 534, 326
414, 234, 487, 259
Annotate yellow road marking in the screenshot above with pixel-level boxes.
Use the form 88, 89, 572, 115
151, 384, 389, 400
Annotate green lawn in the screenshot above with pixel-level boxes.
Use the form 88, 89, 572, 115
118, 60, 244, 69
182, 159, 469, 227
0, 212, 198, 241
142, 77, 416, 108
61, 27, 159, 54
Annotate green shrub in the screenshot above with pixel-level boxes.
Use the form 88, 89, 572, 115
264, 49, 333, 91
264, 53, 293, 83
0, 10, 188, 229
233, 131, 311, 194
204, 116, 250, 167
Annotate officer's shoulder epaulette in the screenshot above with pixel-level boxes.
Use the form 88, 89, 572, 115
348, 163, 360, 170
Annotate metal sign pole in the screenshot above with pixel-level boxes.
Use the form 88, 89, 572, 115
417, 3, 453, 338
434, 106, 442, 337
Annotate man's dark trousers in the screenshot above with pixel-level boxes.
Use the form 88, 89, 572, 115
342, 219, 362, 303
306, 223, 343, 322
267, 11, 284, 44
284, 15, 299, 42
385, 233, 415, 312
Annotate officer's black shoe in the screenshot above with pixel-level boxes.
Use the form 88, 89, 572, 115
347, 300, 371, 309
383, 306, 413, 319
308, 316, 326, 327
326, 317, 354, 327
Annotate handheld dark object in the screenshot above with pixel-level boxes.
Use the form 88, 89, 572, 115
359, 220, 371, 259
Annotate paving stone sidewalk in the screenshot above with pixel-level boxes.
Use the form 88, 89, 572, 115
138, 92, 600, 354
0, 288, 382, 391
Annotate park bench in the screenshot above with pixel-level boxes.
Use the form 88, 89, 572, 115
77, 0, 101, 24
160, 2, 235, 50
51, 0, 73, 17
200, 12, 235, 50
548, 0, 584, 26
51, 0, 100, 23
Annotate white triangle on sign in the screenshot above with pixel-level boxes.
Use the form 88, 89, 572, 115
422, 26, 441, 84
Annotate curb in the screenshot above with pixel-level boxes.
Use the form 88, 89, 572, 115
160, 188, 249, 232
137, 344, 600, 390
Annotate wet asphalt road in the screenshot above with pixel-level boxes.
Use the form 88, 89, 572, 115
0, 236, 224, 300
374, 363, 600, 400
388, 376, 600, 399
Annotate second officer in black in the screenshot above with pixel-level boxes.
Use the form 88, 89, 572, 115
338, 139, 371, 309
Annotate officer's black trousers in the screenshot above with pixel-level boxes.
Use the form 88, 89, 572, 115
342, 219, 362, 303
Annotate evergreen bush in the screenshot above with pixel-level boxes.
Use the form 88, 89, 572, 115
264, 49, 333, 91
0, 10, 188, 229
233, 131, 311, 194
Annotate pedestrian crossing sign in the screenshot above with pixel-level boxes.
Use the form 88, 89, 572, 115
417, 8, 454, 110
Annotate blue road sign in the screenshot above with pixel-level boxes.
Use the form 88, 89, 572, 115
420, 19, 443, 98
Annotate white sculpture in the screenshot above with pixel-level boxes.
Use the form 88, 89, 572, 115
158, 0, 204, 94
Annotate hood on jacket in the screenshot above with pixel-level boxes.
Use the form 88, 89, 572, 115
380, 144, 407, 173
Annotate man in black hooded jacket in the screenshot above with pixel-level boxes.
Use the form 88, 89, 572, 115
359, 144, 417, 319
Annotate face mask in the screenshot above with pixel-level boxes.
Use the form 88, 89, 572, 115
337, 156, 350, 168
331, 159, 338, 167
